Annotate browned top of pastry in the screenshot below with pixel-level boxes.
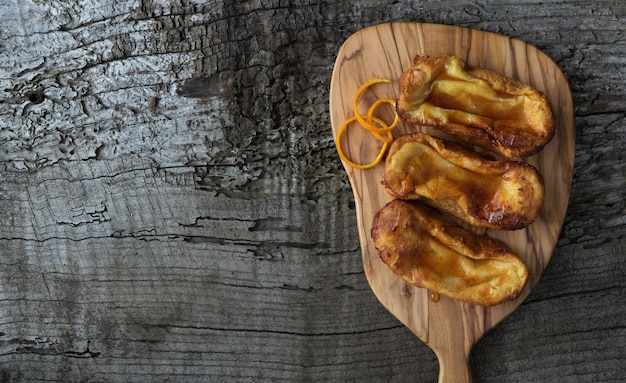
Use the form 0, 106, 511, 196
383, 132, 545, 230
397, 54, 555, 158
371, 199, 529, 306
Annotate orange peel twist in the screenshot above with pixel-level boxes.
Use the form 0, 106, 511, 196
336, 78, 399, 169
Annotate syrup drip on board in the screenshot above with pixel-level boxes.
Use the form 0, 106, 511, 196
431, 291, 439, 302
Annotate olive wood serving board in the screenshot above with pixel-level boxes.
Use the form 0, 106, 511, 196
329, 23, 575, 382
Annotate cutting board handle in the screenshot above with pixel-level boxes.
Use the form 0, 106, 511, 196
436, 346, 472, 383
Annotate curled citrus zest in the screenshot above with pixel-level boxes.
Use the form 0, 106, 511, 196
335, 116, 390, 170
336, 77, 398, 169
353, 79, 391, 133
366, 115, 394, 144
367, 97, 399, 133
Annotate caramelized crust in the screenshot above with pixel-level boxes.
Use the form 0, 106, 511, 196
371, 199, 529, 306
383, 133, 544, 230
397, 54, 555, 158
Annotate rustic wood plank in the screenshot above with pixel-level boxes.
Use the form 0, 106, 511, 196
1, 0, 624, 382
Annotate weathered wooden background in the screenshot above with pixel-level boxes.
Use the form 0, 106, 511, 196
1, 0, 624, 382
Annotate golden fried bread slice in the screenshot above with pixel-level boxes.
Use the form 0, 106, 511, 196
397, 54, 555, 158
371, 199, 529, 306
383, 133, 544, 230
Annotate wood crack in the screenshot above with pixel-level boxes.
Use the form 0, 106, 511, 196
150, 323, 406, 338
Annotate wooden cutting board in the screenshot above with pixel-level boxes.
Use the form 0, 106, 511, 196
329, 23, 575, 382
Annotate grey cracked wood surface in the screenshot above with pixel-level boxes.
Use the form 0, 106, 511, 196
0, 1, 624, 382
